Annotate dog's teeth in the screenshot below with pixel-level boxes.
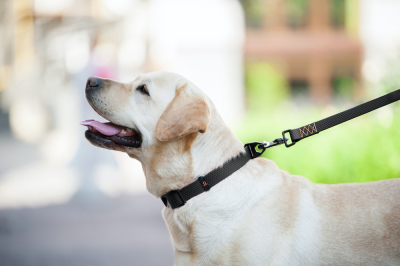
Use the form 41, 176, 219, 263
126, 128, 133, 133
121, 129, 127, 134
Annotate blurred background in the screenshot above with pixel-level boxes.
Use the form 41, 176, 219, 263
0, 0, 399, 265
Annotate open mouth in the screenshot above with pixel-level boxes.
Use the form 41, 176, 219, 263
81, 119, 142, 148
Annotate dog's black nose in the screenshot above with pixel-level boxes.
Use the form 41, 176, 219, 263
86, 77, 99, 88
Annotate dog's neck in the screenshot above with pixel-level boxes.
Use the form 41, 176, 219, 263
161, 106, 245, 254
139, 103, 244, 198
190, 107, 244, 184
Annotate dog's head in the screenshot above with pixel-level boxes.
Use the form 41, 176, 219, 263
82, 72, 215, 196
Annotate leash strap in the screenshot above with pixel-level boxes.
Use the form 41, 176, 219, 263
162, 88, 400, 209
283, 88, 400, 147
161, 145, 253, 209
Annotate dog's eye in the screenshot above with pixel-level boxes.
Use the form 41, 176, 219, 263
136, 84, 149, 96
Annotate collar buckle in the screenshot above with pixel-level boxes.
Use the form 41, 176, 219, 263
161, 190, 186, 208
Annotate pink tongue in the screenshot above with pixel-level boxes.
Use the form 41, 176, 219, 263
80, 119, 124, 136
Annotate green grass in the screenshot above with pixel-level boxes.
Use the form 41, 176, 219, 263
234, 63, 400, 184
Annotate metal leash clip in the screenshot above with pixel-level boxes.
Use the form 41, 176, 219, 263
245, 137, 288, 159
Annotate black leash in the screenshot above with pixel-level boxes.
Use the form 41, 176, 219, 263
282, 88, 400, 147
162, 88, 400, 209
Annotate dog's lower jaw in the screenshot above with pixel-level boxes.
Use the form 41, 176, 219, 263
127, 152, 141, 162
141, 137, 195, 197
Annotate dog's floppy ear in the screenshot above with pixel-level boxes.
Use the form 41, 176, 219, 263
155, 81, 211, 141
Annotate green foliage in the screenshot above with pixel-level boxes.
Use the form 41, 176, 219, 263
333, 76, 355, 99
345, 0, 359, 36
240, 0, 264, 28
236, 63, 400, 184
287, 0, 308, 28
331, 0, 345, 28
245, 62, 290, 111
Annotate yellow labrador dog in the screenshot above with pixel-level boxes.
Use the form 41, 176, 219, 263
82, 72, 400, 265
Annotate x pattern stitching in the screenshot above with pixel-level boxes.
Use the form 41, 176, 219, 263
299, 123, 318, 138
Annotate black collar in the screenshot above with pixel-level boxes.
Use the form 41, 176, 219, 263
161, 140, 282, 209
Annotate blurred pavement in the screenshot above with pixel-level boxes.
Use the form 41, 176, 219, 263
0, 194, 174, 266
0, 112, 174, 266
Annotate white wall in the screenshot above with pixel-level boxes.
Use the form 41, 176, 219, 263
148, 0, 246, 125
359, 0, 400, 88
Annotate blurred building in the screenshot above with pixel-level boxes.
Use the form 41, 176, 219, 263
244, 0, 363, 103
0, 0, 246, 207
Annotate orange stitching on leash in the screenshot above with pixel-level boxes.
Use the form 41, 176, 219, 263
299, 123, 318, 137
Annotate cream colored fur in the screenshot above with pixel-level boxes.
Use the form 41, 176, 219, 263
86, 71, 400, 266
